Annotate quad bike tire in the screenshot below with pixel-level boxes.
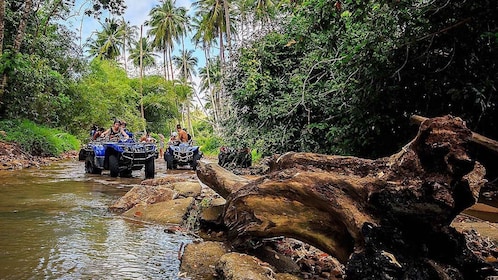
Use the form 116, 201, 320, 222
85, 155, 102, 174
120, 169, 133, 178
190, 153, 202, 170
109, 154, 119, 177
165, 154, 176, 170
145, 158, 155, 179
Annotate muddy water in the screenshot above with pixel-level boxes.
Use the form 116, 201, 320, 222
0, 159, 194, 279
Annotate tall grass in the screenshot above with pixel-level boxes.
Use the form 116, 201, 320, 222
0, 119, 80, 156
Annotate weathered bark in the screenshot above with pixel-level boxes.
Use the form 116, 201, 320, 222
197, 115, 497, 279
197, 162, 251, 198
411, 114, 498, 154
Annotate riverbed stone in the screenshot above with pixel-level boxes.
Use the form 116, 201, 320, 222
200, 204, 224, 225
122, 197, 194, 224
172, 181, 202, 198
216, 252, 275, 280
109, 185, 177, 213
275, 273, 302, 280
180, 241, 230, 280
141, 176, 197, 186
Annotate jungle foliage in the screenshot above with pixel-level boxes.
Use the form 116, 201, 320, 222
0, 0, 182, 148
0, 119, 79, 156
223, 0, 498, 158
69, 59, 181, 139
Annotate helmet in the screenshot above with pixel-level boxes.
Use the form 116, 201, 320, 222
172, 132, 178, 137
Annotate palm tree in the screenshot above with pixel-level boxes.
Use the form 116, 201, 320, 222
172, 49, 198, 138
146, 0, 186, 80
172, 50, 198, 81
254, 0, 275, 23
129, 37, 158, 69
118, 18, 138, 74
199, 57, 223, 131
87, 18, 123, 60
192, 0, 226, 63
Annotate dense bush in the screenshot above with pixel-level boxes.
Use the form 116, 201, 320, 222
223, 0, 498, 158
0, 119, 80, 156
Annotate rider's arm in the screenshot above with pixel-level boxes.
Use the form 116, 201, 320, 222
121, 129, 129, 140
101, 128, 110, 137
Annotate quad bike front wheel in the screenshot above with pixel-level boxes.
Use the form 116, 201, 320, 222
144, 158, 155, 179
85, 155, 102, 174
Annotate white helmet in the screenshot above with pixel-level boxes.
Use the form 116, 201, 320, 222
172, 132, 178, 137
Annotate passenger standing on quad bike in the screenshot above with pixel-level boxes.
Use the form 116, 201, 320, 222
101, 120, 129, 141
176, 124, 189, 143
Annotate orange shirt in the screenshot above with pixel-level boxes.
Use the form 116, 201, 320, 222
178, 129, 188, 142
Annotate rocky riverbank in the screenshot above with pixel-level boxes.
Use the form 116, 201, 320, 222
0, 141, 77, 170
109, 163, 498, 279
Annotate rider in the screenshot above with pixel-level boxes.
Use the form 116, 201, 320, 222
176, 124, 189, 143
101, 120, 129, 141
168, 131, 180, 146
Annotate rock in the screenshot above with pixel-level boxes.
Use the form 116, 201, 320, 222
172, 181, 202, 198
109, 185, 177, 213
200, 204, 225, 225
275, 273, 302, 280
216, 252, 275, 280
250, 245, 301, 274
122, 197, 194, 224
180, 241, 230, 280
141, 176, 197, 186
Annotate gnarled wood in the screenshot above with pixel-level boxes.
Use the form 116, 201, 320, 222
411, 114, 498, 154
196, 161, 250, 198
197, 116, 496, 279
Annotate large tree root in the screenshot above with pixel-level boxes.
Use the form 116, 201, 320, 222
197, 115, 497, 279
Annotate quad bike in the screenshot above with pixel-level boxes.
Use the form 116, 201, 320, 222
79, 137, 158, 179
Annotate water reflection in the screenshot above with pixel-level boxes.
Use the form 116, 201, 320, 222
0, 159, 193, 279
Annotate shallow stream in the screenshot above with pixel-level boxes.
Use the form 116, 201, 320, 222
0, 159, 193, 279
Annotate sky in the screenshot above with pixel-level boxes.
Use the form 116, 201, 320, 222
65, 0, 206, 80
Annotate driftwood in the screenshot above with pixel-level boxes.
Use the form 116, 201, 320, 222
411, 114, 498, 154
197, 115, 497, 279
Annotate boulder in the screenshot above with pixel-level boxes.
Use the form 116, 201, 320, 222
109, 185, 177, 213
122, 197, 194, 224
179, 241, 230, 280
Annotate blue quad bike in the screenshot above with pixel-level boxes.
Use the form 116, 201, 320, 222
78, 138, 158, 179
165, 142, 202, 170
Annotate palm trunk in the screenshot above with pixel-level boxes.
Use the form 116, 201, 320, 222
139, 25, 145, 124
204, 47, 219, 133
168, 45, 174, 80
219, 32, 225, 65
223, 0, 232, 59
123, 36, 128, 75
163, 47, 169, 80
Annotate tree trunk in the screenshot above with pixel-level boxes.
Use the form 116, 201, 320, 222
163, 48, 168, 80
0, 0, 6, 56
13, 0, 33, 51
0, 0, 4, 105
197, 115, 496, 279
1, 0, 33, 105
223, 0, 232, 59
